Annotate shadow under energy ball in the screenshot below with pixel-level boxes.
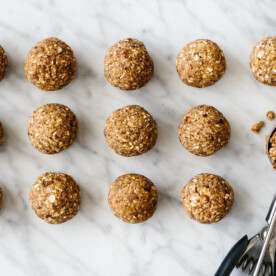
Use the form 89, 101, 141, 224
181, 173, 234, 224
28, 103, 78, 154
104, 105, 158, 156
108, 174, 158, 224
24, 37, 76, 91
178, 105, 231, 156
29, 172, 81, 224
176, 39, 226, 88
104, 38, 154, 91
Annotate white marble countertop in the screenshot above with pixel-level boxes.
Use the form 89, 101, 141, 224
1, 0, 276, 275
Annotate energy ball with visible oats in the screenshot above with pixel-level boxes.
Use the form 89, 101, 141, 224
178, 105, 231, 156
250, 37, 276, 86
0, 122, 4, 146
176, 39, 226, 88
181, 173, 234, 224
104, 38, 154, 90
29, 172, 81, 224
108, 174, 158, 223
28, 103, 78, 154
24, 37, 76, 91
0, 46, 8, 82
104, 105, 158, 156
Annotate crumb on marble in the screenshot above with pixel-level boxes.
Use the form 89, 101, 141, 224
267, 111, 275, 120
251, 121, 264, 133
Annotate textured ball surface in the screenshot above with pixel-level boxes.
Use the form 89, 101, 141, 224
104, 105, 158, 156
181, 173, 234, 224
176, 39, 226, 88
108, 174, 158, 223
29, 172, 81, 224
25, 37, 76, 91
104, 38, 154, 90
178, 105, 231, 156
28, 103, 78, 154
250, 37, 276, 86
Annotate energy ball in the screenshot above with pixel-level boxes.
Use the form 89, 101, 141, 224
108, 174, 158, 223
28, 103, 78, 154
178, 105, 231, 156
0, 122, 4, 146
104, 105, 158, 157
0, 45, 8, 82
0, 187, 2, 210
29, 172, 81, 224
104, 38, 154, 90
24, 37, 76, 91
176, 39, 226, 88
181, 173, 234, 224
250, 37, 276, 86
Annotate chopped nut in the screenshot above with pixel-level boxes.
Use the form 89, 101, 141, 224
178, 105, 231, 156
176, 39, 226, 88
267, 111, 275, 120
180, 173, 234, 224
108, 174, 158, 223
252, 121, 264, 133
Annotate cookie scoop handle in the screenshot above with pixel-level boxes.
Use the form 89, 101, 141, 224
214, 235, 248, 276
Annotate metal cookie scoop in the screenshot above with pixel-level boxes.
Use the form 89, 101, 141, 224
215, 194, 276, 276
